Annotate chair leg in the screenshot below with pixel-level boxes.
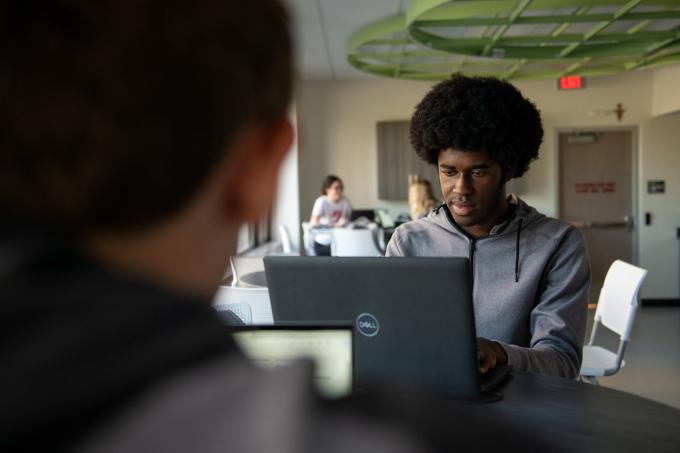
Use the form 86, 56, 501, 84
580, 375, 599, 385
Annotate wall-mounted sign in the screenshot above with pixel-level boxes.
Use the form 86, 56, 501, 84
647, 180, 665, 194
575, 181, 615, 194
558, 75, 584, 90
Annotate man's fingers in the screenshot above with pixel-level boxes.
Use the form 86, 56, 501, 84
477, 339, 496, 374
478, 350, 489, 374
479, 356, 493, 374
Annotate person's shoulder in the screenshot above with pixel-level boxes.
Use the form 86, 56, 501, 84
72, 355, 316, 451
526, 213, 579, 236
529, 214, 573, 230
523, 213, 587, 255
516, 199, 576, 238
313, 195, 329, 208
395, 217, 435, 235
72, 355, 431, 453
388, 210, 453, 255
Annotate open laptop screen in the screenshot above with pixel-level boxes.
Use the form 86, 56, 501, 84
350, 209, 376, 222
231, 326, 353, 399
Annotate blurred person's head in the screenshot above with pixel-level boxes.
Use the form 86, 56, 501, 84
0, 0, 293, 295
408, 180, 438, 220
320, 175, 344, 202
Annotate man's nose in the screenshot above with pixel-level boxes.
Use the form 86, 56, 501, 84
453, 173, 472, 195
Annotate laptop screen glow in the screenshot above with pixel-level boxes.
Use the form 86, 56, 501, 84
232, 328, 352, 399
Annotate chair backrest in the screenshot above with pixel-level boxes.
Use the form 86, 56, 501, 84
331, 228, 383, 257
212, 285, 273, 325
229, 256, 265, 287
301, 222, 315, 255
278, 225, 293, 254
594, 260, 648, 341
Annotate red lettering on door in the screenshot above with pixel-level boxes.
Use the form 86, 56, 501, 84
574, 182, 616, 194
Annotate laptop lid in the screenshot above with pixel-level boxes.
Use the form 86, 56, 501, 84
264, 256, 481, 399
231, 325, 353, 399
349, 209, 376, 222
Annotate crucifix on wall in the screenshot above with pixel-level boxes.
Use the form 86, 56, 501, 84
614, 103, 625, 121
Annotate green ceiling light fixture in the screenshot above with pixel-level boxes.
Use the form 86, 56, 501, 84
347, 0, 680, 81
406, 0, 680, 60
347, 13, 538, 80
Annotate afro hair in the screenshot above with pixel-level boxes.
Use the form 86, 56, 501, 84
409, 74, 543, 179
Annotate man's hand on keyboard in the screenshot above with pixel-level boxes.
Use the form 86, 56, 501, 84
476, 338, 508, 374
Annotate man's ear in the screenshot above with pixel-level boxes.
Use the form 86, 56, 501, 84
220, 119, 294, 224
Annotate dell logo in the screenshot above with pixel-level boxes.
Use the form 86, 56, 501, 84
356, 313, 380, 337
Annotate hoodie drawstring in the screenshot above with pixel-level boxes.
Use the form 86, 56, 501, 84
439, 200, 523, 282
515, 218, 523, 283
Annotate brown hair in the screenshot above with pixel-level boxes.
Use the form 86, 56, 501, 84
0, 0, 292, 232
320, 175, 343, 196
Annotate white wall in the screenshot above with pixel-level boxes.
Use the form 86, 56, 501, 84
295, 66, 680, 298
652, 65, 680, 117
639, 113, 680, 299
296, 79, 432, 221
272, 104, 301, 252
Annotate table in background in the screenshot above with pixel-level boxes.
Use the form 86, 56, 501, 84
238, 271, 268, 288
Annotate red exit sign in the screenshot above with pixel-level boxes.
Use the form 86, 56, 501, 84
558, 75, 584, 90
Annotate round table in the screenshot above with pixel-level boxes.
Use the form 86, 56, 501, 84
237, 270, 268, 288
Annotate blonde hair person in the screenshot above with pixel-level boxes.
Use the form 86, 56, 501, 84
409, 179, 439, 220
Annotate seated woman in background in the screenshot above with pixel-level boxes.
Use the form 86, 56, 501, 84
309, 175, 352, 255
409, 179, 439, 220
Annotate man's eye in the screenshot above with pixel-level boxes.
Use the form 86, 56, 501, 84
472, 170, 486, 177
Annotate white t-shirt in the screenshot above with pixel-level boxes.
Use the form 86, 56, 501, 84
311, 196, 352, 226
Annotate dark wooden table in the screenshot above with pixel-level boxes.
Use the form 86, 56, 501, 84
478, 372, 680, 452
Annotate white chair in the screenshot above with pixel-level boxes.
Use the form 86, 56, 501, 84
278, 224, 295, 254
579, 260, 648, 385
330, 228, 384, 257
212, 285, 273, 325
229, 256, 266, 287
302, 221, 325, 256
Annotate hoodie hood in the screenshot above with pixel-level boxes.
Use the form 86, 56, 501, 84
428, 194, 544, 239
427, 194, 545, 282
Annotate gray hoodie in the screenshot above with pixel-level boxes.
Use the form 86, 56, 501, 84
386, 196, 590, 378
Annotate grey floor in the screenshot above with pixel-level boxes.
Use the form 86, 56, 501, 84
585, 306, 680, 410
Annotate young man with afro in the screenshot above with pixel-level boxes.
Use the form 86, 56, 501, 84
386, 75, 591, 379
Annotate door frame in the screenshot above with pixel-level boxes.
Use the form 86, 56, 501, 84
554, 126, 640, 266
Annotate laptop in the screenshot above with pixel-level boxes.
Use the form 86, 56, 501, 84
264, 256, 511, 401
231, 325, 354, 399
349, 209, 376, 222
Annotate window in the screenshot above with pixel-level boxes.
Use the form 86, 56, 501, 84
235, 209, 272, 255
